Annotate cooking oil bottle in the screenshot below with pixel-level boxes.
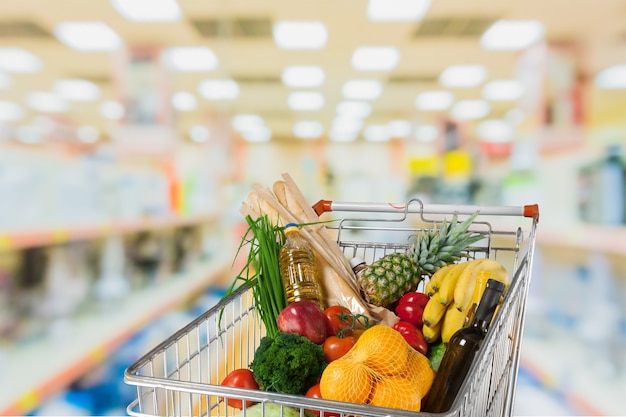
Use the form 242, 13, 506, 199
279, 223, 324, 309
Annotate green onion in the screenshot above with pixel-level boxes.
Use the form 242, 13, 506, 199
224, 213, 287, 338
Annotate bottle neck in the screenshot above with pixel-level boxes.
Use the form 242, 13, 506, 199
470, 279, 504, 334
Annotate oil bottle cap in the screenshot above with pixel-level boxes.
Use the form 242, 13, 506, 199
284, 223, 299, 233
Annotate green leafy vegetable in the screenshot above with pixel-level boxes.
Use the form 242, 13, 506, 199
249, 332, 326, 395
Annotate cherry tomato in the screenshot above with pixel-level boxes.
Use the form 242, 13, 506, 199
323, 335, 356, 363
392, 321, 428, 356
322, 306, 354, 337
305, 384, 340, 417
395, 303, 424, 328
220, 368, 259, 409
399, 291, 430, 308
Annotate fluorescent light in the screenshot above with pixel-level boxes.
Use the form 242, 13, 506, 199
336, 101, 372, 118
364, 124, 391, 142
273, 21, 327, 50
293, 121, 324, 139
367, 0, 431, 22
388, 120, 412, 137
189, 125, 210, 143
352, 46, 400, 71
242, 126, 272, 143
53, 79, 101, 102
0, 72, 13, 89
439, 65, 488, 88
232, 114, 264, 132
415, 90, 454, 110
329, 130, 359, 142
342, 80, 383, 100
595, 64, 626, 89
0, 101, 24, 121
163, 47, 218, 72
100, 100, 125, 120
0, 48, 42, 73
332, 117, 364, 133
198, 79, 240, 100
281, 66, 325, 87
110, 0, 182, 22
476, 119, 514, 142
482, 79, 524, 101
77, 125, 100, 143
171, 91, 197, 111
55, 22, 122, 52
481, 20, 545, 51
26, 92, 69, 113
415, 124, 439, 142
451, 100, 490, 120
287, 91, 325, 111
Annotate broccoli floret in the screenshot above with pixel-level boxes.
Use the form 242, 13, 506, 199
249, 331, 326, 395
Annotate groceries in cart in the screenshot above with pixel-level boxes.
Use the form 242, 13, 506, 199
226, 173, 512, 413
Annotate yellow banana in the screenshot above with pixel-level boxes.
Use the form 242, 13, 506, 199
454, 259, 509, 312
441, 302, 470, 343
424, 280, 435, 297
427, 264, 456, 296
422, 296, 447, 327
422, 320, 442, 343
452, 259, 485, 311
437, 262, 469, 306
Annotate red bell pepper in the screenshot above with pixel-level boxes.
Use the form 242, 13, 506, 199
393, 321, 428, 356
395, 291, 428, 328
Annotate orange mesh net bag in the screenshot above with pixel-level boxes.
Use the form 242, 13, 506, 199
319, 324, 435, 412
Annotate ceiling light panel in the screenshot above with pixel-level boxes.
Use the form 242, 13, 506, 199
198, 79, 240, 100
352, 46, 400, 71
0, 100, 24, 121
595, 64, 626, 89
476, 119, 514, 142
293, 121, 324, 139
451, 99, 490, 120
189, 125, 210, 143
342, 80, 383, 100
0, 48, 42, 73
336, 101, 372, 118
163, 47, 218, 72
100, 100, 125, 120
242, 126, 272, 142
273, 21, 327, 50
364, 124, 391, 142
0, 72, 12, 89
415, 90, 454, 110
367, 0, 431, 22
232, 114, 264, 132
110, 0, 182, 22
332, 116, 364, 133
439, 65, 488, 88
482, 79, 524, 101
282, 66, 325, 88
481, 20, 545, 50
329, 130, 359, 142
53, 79, 101, 102
55, 22, 122, 52
415, 124, 439, 142
287, 91, 325, 111
76, 125, 100, 143
388, 120, 413, 137
171, 91, 197, 111
26, 92, 69, 113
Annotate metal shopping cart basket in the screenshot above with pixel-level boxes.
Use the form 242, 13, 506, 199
125, 199, 539, 417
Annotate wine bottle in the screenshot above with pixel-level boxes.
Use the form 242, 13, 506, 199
424, 279, 505, 413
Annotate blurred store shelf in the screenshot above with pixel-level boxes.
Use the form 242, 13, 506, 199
537, 224, 626, 256
0, 257, 229, 415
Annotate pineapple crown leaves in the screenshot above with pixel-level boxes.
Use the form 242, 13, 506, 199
412, 211, 483, 275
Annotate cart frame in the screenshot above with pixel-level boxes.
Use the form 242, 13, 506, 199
125, 199, 539, 417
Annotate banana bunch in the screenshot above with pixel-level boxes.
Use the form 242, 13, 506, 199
422, 258, 509, 343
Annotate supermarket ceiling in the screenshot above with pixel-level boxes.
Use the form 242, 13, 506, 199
1, 0, 626, 145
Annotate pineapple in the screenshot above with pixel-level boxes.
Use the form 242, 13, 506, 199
357, 252, 419, 307
357, 212, 482, 307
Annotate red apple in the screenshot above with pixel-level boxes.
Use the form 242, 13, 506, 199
277, 301, 327, 344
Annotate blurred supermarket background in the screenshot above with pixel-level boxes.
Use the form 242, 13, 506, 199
0, 0, 625, 415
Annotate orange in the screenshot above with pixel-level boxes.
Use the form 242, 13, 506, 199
320, 358, 372, 404
351, 325, 409, 376
403, 349, 436, 397
369, 376, 422, 412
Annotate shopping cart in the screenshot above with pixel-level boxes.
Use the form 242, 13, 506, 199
125, 199, 539, 417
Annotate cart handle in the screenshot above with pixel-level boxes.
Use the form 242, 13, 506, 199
313, 200, 540, 222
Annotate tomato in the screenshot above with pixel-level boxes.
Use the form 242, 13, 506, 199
392, 321, 428, 356
322, 335, 356, 363
220, 368, 259, 409
305, 384, 340, 417
399, 291, 430, 308
395, 303, 424, 328
322, 306, 354, 337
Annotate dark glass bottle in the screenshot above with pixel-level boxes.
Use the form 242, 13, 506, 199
424, 279, 505, 413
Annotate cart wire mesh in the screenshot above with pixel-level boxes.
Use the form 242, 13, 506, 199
125, 200, 538, 417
